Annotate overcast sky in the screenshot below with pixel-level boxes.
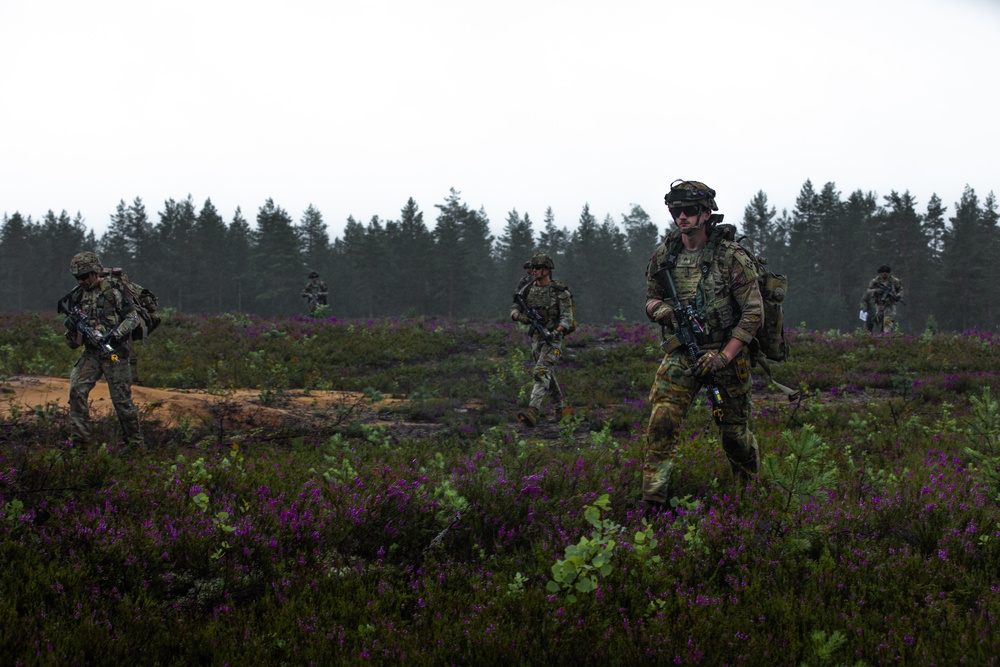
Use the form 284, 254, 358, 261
2, 0, 998, 240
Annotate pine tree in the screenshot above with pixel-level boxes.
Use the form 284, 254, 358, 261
0, 213, 37, 312
496, 208, 536, 295
39, 210, 88, 310
741, 190, 778, 260
940, 186, 987, 331
298, 204, 331, 281
393, 198, 434, 316
225, 208, 253, 312
250, 198, 303, 315
189, 199, 229, 312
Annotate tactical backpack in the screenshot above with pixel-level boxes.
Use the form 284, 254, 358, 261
551, 281, 577, 335
714, 225, 789, 363
100, 267, 161, 340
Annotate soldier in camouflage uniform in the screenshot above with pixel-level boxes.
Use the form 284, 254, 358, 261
865, 264, 903, 334
301, 271, 329, 315
642, 180, 763, 506
63, 251, 144, 449
510, 253, 574, 426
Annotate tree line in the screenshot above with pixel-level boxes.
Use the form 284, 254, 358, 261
1, 181, 997, 333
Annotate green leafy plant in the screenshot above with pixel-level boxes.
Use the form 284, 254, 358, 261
546, 494, 620, 603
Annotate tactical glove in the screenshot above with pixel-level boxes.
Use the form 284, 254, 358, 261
693, 351, 728, 378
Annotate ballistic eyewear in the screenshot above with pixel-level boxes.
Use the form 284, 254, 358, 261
668, 204, 703, 219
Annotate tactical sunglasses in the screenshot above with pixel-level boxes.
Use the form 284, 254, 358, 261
531, 264, 547, 270
75, 272, 96, 281
668, 204, 703, 219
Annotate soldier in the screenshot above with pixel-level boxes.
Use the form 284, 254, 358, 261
510, 253, 575, 426
301, 271, 329, 315
865, 264, 904, 334
641, 180, 763, 507
62, 251, 144, 449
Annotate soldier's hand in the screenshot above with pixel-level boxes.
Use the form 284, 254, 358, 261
651, 303, 676, 330
693, 351, 727, 378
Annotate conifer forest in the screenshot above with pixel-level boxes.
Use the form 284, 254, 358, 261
1, 179, 997, 333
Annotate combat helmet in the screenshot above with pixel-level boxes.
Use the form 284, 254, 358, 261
529, 253, 554, 270
69, 251, 102, 277
309, 271, 319, 279
664, 179, 719, 212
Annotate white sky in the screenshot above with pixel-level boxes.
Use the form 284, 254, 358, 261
2, 0, 998, 240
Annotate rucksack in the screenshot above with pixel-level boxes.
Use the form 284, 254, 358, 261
714, 224, 789, 363
551, 280, 577, 335
100, 267, 161, 340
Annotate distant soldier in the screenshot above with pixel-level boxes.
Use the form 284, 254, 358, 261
510, 253, 575, 426
301, 271, 329, 315
865, 264, 904, 334
61, 251, 144, 450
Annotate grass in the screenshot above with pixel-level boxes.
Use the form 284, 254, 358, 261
1, 312, 999, 665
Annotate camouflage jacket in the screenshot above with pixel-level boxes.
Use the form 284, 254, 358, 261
645, 228, 762, 350
65, 279, 140, 350
867, 275, 902, 307
511, 280, 574, 336
302, 281, 329, 298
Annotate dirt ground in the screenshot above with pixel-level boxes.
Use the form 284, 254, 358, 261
0, 375, 411, 431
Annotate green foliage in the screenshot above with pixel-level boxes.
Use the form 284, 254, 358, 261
763, 425, 838, 515
4, 317, 1000, 664
962, 386, 1000, 498
546, 494, 620, 603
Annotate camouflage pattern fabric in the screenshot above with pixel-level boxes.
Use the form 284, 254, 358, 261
867, 275, 903, 333
643, 349, 758, 503
70, 353, 143, 448
302, 280, 329, 314
65, 279, 143, 448
642, 228, 763, 502
645, 232, 763, 350
512, 280, 574, 415
528, 335, 565, 413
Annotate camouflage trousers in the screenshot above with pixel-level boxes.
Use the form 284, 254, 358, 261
528, 335, 565, 412
643, 349, 759, 504
69, 351, 143, 448
876, 304, 897, 333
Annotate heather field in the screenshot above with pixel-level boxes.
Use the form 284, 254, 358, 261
1, 311, 999, 666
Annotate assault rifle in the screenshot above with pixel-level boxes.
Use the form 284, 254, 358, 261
56, 294, 118, 359
873, 283, 905, 305
513, 288, 554, 343
652, 267, 725, 423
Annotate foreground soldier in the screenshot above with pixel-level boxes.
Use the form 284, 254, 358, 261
642, 180, 763, 506
510, 253, 574, 426
301, 271, 329, 315
865, 264, 904, 334
63, 251, 144, 449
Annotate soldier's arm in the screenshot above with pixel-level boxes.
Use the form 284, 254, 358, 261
644, 251, 672, 322
110, 288, 140, 339
556, 289, 574, 332
727, 248, 763, 346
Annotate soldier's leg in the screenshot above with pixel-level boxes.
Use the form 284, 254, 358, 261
643, 353, 696, 504
528, 340, 559, 412
126, 339, 140, 385
882, 305, 896, 333
546, 339, 566, 413
103, 356, 144, 448
69, 355, 102, 447
714, 353, 759, 479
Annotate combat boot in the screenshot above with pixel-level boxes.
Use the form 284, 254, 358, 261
517, 406, 539, 427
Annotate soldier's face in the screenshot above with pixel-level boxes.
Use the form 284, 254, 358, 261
76, 272, 100, 290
